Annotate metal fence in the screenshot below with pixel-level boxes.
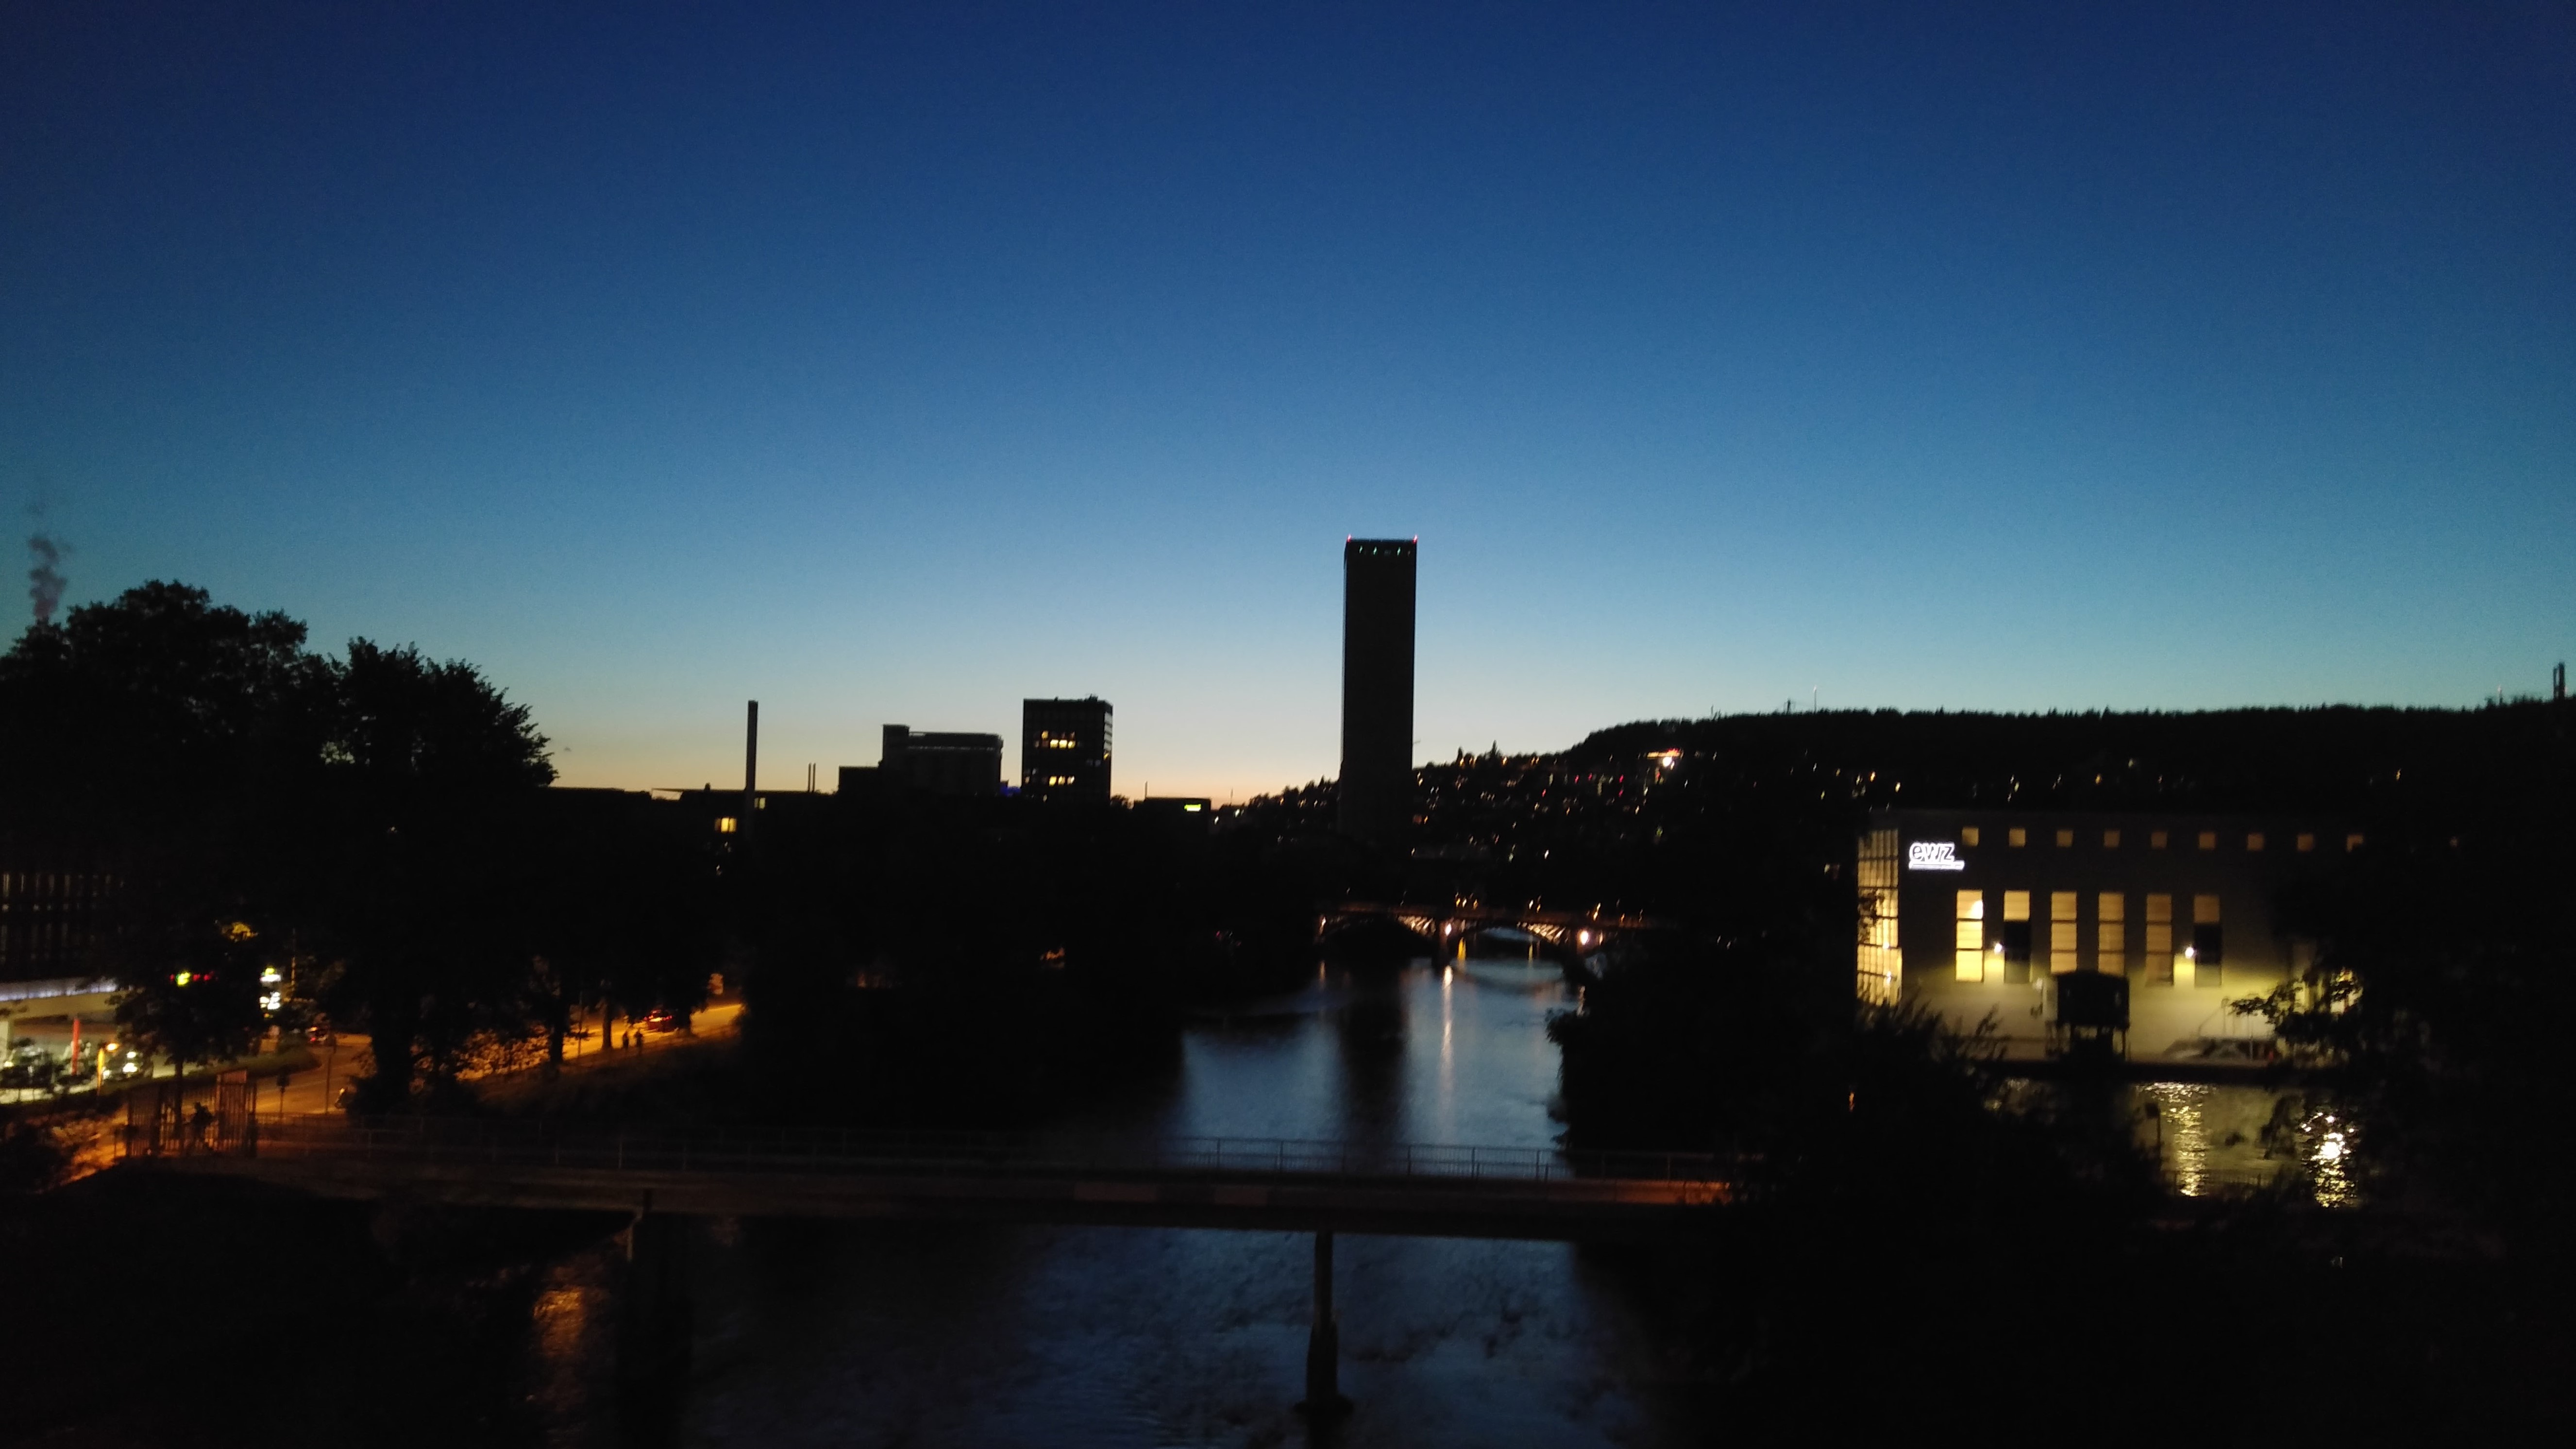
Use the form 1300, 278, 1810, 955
236, 1115, 1731, 1187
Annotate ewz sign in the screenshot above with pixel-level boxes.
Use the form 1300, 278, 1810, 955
1906, 841, 1966, 872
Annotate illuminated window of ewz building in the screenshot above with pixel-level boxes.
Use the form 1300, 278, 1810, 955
2146, 893, 2174, 984
2190, 894, 2223, 987
2001, 891, 2032, 983
2050, 891, 2079, 974
1854, 828, 1901, 1006
2096, 892, 2126, 976
1954, 890, 1985, 982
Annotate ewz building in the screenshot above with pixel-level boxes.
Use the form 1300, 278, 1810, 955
1856, 809, 2357, 1062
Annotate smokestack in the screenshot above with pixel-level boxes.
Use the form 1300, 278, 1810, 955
743, 700, 759, 832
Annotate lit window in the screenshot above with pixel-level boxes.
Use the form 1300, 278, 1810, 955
2296, 833, 2315, 853
2054, 828, 2074, 847
2102, 829, 2121, 848
1961, 826, 1981, 847
2008, 827, 2027, 848
2151, 830, 2168, 849
1954, 890, 1985, 982
2003, 891, 2031, 922
2346, 833, 2365, 852
2096, 893, 2126, 975
2197, 831, 2217, 851
2049, 891, 2078, 974
2146, 894, 2174, 985
2189, 899, 2223, 987
2246, 833, 2265, 852
1855, 828, 1901, 1007
717, 817, 737, 834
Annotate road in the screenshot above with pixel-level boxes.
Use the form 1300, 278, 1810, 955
70, 999, 747, 1119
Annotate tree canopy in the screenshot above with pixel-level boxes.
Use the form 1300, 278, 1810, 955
0, 582, 600, 1108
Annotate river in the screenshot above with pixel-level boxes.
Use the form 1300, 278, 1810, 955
524, 954, 2322, 1446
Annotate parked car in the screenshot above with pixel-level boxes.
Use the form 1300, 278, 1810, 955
642, 1009, 681, 1034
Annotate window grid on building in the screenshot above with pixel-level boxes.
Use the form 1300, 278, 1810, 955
2096, 892, 2126, 976
2049, 891, 2079, 975
2145, 893, 2174, 985
1855, 828, 1901, 1006
1954, 890, 1985, 982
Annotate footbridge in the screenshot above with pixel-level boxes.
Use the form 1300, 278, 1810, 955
142, 1116, 1732, 1417
143, 1116, 1731, 1241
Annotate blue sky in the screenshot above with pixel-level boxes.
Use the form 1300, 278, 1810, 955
6, 2, 2571, 797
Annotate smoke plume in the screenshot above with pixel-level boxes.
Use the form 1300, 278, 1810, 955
28, 533, 67, 624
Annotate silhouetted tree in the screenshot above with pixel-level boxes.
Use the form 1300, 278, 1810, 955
299, 640, 554, 1110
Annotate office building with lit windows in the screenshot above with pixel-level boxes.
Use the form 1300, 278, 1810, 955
1856, 809, 2356, 1062
1021, 697, 1113, 802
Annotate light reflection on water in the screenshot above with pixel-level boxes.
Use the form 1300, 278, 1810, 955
526, 1248, 623, 1449
523, 963, 2365, 1444
2131, 1081, 2361, 1204
652, 959, 1684, 1448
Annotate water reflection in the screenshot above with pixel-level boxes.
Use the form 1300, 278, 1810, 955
657, 959, 1680, 1448
525, 1247, 622, 1449
524, 961, 2364, 1444
2131, 1081, 2362, 1204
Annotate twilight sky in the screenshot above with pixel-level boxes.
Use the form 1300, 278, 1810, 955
6, 2, 2572, 799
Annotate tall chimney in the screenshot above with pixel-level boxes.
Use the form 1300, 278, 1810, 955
743, 700, 759, 832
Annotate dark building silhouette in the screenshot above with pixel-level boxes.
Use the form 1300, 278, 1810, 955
1022, 697, 1113, 802
879, 724, 1003, 797
0, 864, 115, 982
1339, 537, 1416, 842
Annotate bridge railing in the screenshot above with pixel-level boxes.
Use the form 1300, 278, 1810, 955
238, 1115, 1731, 1187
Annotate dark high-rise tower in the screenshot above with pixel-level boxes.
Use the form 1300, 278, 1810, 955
1339, 537, 1416, 842
1022, 696, 1113, 802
